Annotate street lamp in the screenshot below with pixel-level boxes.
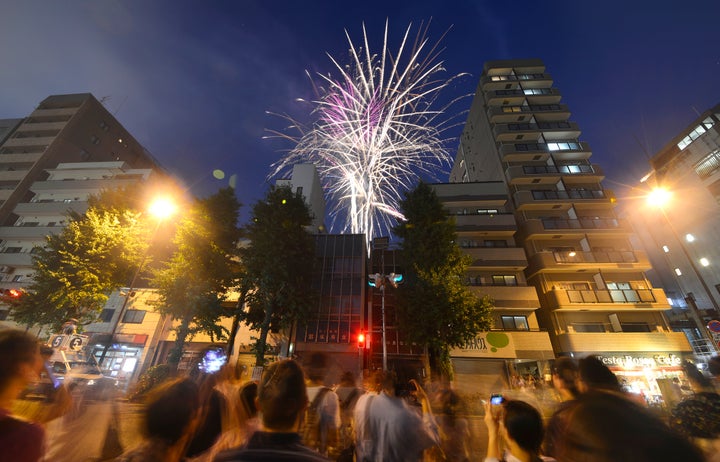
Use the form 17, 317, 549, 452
97, 196, 177, 367
368, 271, 403, 371
645, 186, 719, 353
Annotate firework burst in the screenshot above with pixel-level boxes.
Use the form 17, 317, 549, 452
268, 20, 468, 249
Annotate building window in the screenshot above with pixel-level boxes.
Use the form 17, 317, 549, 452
694, 149, 720, 179
620, 322, 651, 332
0, 310, 8, 321
677, 117, 715, 150
91, 135, 100, 145
11, 275, 22, 282
492, 275, 517, 286
483, 240, 508, 248
2, 247, 21, 253
501, 315, 529, 331
99, 309, 115, 323
122, 309, 146, 324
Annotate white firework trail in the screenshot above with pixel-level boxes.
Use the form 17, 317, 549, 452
267, 20, 469, 249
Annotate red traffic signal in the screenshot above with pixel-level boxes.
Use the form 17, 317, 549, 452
357, 331, 366, 349
1, 288, 23, 299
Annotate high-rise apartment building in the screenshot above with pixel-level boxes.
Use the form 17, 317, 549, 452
0, 93, 171, 324
631, 103, 720, 356
450, 59, 691, 400
432, 181, 554, 395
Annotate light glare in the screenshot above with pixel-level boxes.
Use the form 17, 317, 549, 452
148, 197, 177, 220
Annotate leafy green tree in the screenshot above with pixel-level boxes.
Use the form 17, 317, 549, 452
152, 188, 243, 369
241, 185, 317, 365
394, 182, 493, 380
12, 201, 150, 331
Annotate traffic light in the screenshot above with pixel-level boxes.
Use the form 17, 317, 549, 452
357, 331, 366, 349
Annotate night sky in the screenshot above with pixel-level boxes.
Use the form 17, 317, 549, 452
2, 1, 719, 226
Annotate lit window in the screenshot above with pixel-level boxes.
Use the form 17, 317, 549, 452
700, 258, 710, 266
685, 234, 695, 242
675, 268, 683, 276
667, 297, 674, 306
662, 245, 670, 253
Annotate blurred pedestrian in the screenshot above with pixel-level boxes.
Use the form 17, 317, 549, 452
550, 357, 579, 402
186, 373, 227, 458
334, 371, 362, 462
354, 371, 439, 462
191, 381, 259, 462
116, 378, 201, 462
576, 355, 621, 394
483, 398, 555, 462
670, 361, 720, 461
213, 359, 330, 462
0, 329, 45, 462
435, 388, 471, 462
545, 390, 704, 462
302, 353, 340, 457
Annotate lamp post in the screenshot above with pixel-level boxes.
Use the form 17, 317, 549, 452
645, 187, 719, 353
97, 196, 177, 368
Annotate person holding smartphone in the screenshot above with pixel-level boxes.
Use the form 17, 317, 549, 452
483, 397, 556, 462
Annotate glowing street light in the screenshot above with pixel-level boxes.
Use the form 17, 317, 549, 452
98, 196, 177, 367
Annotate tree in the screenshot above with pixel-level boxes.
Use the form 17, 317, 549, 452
152, 187, 243, 369
393, 182, 493, 380
12, 208, 150, 332
241, 185, 317, 365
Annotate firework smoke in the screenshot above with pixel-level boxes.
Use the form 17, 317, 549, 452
268, 20, 468, 248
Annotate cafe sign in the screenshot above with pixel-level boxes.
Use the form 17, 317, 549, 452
598, 353, 683, 369
451, 332, 516, 358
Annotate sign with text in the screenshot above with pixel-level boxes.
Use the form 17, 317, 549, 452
450, 332, 516, 358
597, 353, 683, 369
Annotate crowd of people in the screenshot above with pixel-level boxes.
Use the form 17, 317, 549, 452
2, 328, 720, 461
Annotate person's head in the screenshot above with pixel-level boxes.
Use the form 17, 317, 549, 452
546, 391, 704, 462
500, 399, 544, 455
577, 355, 621, 393
238, 381, 258, 421
305, 352, 328, 384
144, 378, 200, 445
682, 360, 713, 391
258, 359, 308, 431
708, 356, 720, 377
0, 329, 41, 394
552, 357, 579, 399
339, 371, 355, 387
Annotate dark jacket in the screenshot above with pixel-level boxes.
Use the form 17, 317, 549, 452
213, 431, 331, 462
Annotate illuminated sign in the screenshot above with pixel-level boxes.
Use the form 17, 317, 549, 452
598, 353, 682, 368
451, 332, 516, 358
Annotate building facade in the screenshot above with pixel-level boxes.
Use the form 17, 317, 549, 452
432, 181, 554, 396
631, 103, 720, 357
449, 59, 691, 403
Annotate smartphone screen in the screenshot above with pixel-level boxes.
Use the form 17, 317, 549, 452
44, 362, 61, 389
490, 393, 504, 405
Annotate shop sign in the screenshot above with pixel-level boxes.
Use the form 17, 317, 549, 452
598, 353, 682, 368
450, 332, 516, 358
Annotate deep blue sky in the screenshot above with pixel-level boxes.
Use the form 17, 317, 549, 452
1, 1, 719, 226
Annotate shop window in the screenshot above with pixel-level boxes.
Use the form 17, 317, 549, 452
122, 309, 146, 324
501, 315, 529, 331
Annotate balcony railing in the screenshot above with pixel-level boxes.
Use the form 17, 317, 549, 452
565, 288, 657, 303
553, 250, 638, 263
531, 189, 605, 200
522, 165, 594, 175
541, 217, 620, 230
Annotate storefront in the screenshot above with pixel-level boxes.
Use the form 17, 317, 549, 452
593, 352, 688, 407
90, 333, 148, 389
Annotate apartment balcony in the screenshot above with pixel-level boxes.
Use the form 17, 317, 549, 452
522, 88, 562, 104
518, 218, 632, 239
0, 153, 43, 164
16, 122, 67, 132
485, 89, 526, 105
463, 246, 528, 270
0, 252, 33, 268
526, 249, 652, 276
480, 73, 553, 91
487, 104, 570, 123
505, 164, 604, 185
2, 136, 55, 149
467, 285, 540, 309
0, 226, 61, 240
513, 188, 613, 211
499, 141, 592, 163
555, 331, 692, 354
546, 287, 670, 311
30, 178, 138, 193
493, 121, 581, 142
453, 213, 517, 233
0, 170, 29, 182
0, 189, 13, 201
30, 107, 78, 119
13, 201, 88, 216
508, 330, 554, 355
